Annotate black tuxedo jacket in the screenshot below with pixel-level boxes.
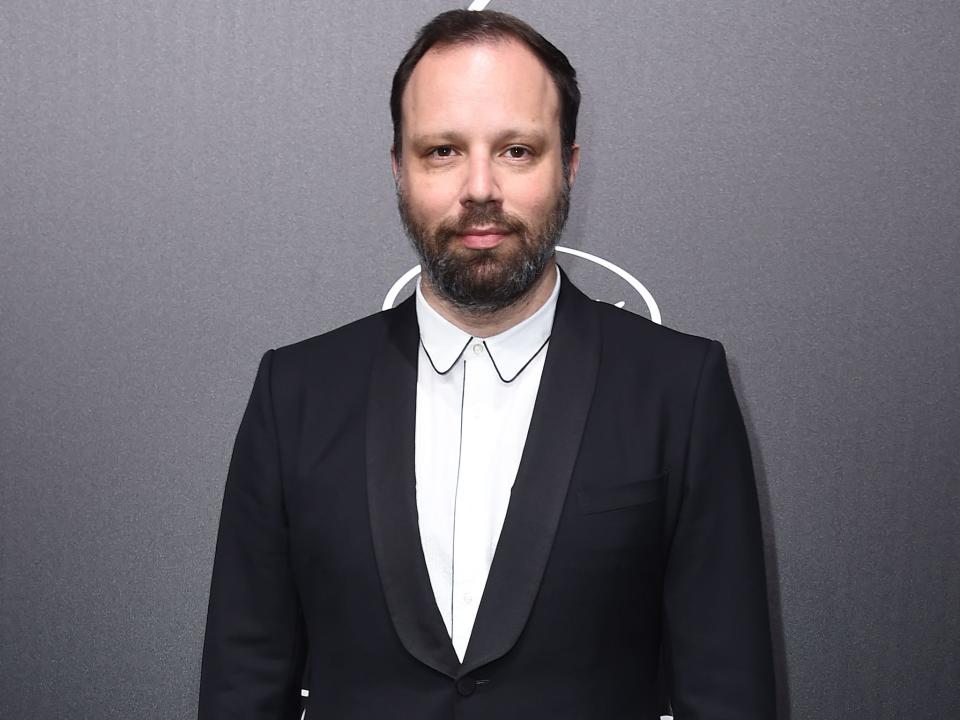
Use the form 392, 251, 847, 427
199, 273, 775, 719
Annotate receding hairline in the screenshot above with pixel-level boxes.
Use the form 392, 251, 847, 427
415, 32, 516, 56
400, 37, 562, 118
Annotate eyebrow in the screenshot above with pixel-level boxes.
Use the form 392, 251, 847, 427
409, 128, 550, 149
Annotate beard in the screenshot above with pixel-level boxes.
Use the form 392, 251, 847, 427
397, 180, 571, 315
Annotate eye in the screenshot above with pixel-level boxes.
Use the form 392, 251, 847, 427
505, 146, 532, 159
429, 145, 456, 158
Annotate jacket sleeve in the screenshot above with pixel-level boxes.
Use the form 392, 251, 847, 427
199, 350, 307, 719
663, 340, 776, 718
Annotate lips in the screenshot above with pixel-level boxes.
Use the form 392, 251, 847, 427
459, 227, 511, 250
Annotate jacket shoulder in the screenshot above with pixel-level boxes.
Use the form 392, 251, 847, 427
272, 309, 393, 369
594, 300, 718, 365
257, 307, 403, 407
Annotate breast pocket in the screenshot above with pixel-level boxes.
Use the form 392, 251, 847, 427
576, 471, 667, 515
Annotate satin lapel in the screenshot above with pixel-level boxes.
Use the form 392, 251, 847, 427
366, 296, 461, 679
461, 275, 601, 676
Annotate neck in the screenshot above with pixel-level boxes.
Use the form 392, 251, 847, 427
420, 259, 558, 338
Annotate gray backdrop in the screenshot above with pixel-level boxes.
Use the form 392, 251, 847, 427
1, 1, 957, 718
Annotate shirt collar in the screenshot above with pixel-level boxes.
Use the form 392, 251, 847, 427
416, 265, 561, 378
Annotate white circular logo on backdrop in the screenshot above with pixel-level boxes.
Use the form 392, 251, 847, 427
381, 247, 661, 324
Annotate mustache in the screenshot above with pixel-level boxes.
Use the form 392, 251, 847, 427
434, 206, 528, 242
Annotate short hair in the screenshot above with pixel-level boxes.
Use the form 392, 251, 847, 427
390, 10, 580, 168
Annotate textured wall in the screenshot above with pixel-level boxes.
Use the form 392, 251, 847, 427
1, 1, 958, 718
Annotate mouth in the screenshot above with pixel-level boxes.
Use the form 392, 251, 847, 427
458, 227, 511, 250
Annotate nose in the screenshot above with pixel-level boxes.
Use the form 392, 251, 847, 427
461, 155, 502, 207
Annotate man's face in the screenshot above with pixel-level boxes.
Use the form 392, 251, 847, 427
394, 39, 579, 313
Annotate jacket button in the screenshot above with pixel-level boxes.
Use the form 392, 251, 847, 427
456, 677, 476, 696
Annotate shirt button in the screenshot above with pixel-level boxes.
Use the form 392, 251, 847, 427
463, 592, 473, 604
456, 677, 476, 696
472, 343, 483, 355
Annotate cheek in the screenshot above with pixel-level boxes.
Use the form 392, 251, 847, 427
506, 178, 561, 219
404, 175, 461, 224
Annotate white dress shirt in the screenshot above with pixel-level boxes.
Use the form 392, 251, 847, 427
414, 267, 560, 662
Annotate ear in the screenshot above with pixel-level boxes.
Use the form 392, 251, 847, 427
566, 144, 581, 188
391, 144, 400, 181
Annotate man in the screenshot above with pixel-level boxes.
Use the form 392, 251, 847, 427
199, 9, 775, 719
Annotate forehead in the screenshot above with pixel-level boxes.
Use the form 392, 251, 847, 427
402, 39, 561, 140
